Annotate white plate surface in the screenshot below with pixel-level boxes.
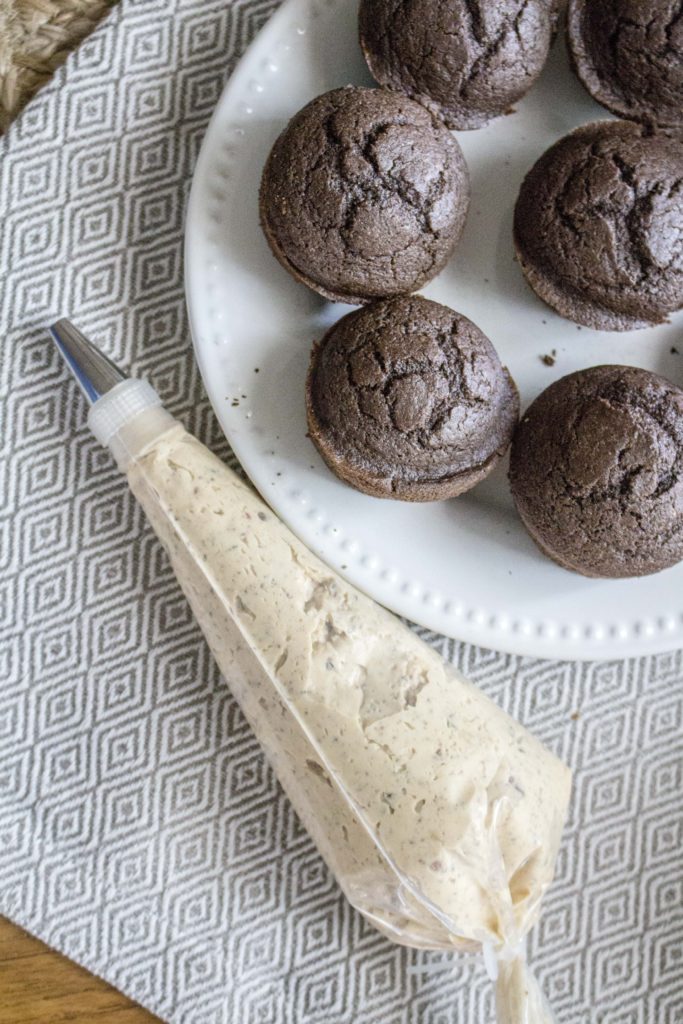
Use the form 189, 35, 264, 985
185, 0, 683, 660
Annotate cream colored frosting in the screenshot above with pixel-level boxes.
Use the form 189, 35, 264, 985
127, 423, 570, 1003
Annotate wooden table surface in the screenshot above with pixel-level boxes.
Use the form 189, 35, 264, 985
0, 918, 160, 1023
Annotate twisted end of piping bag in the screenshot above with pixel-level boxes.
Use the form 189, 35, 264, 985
409, 779, 561, 1021
49, 319, 176, 470
483, 942, 556, 1024
476, 784, 559, 1024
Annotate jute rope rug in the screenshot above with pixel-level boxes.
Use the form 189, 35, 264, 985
0, 0, 115, 132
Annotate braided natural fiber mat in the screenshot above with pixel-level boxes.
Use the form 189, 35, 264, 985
0, 0, 116, 132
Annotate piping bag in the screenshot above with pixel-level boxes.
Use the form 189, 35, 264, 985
51, 319, 571, 1023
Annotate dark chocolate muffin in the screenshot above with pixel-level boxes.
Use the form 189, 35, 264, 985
510, 366, 683, 578
306, 296, 519, 500
514, 120, 683, 330
358, 0, 553, 130
568, 0, 683, 130
259, 87, 469, 304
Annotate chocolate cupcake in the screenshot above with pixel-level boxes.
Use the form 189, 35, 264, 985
358, 0, 553, 130
510, 366, 683, 578
259, 87, 469, 304
568, 0, 683, 130
514, 120, 683, 330
306, 296, 519, 501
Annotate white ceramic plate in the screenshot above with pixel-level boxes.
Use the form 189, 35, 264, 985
185, 0, 683, 660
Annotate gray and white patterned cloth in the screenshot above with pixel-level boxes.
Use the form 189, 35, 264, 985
1, 2, 682, 1022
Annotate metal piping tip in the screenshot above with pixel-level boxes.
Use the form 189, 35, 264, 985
49, 319, 127, 405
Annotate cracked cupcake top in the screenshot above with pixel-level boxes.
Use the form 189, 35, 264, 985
358, 0, 553, 130
568, 0, 683, 130
510, 366, 683, 577
305, 295, 519, 501
259, 86, 469, 304
514, 120, 683, 330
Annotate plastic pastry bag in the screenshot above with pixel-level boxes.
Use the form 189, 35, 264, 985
123, 425, 571, 1023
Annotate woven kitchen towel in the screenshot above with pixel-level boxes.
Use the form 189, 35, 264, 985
1, 2, 682, 1022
